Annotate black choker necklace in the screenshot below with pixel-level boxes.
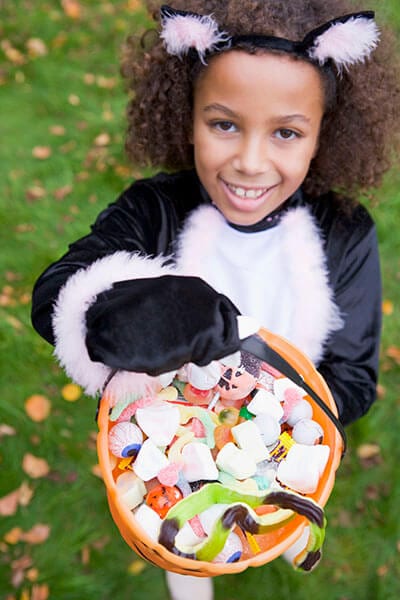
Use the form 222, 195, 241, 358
227, 189, 303, 233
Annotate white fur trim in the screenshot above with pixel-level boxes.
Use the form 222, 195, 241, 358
273, 207, 343, 362
52, 251, 175, 402
308, 16, 379, 71
175, 204, 343, 363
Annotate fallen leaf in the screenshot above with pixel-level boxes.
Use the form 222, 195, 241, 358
96, 76, 117, 89
18, 482, 34, 507
1, 40, 25, 65
83, 73, 96, 85
68, 94, 80, 106
61, 383, 82, 401
377, 564, 389, 577
62, 0, 82, 19
81, 545, 90, 565
128, 559, 147, 575
26, 568, 39, 582
31, 584, 49, 600
26, 38, 47, 57
22, 454, 50, 479
382, 299, 394, 315
386, 345, 400, 365
53, 185, 73, 200
4, 527, 23, 544
5, 315, 24, 330
21, 524, 50, 545
376, 383, 386, 399
25, 395, 51, 422
15, 224, 36, 233
19, 293, 32, 305
94, 133, 111, 147
0, 423, 16, 437
357, 443, 380, 460
49, 125, 65, 136
32, 146, 52, 160
0, 489, 19, 516
25, 186, 46, 201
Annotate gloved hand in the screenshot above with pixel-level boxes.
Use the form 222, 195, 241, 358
85, 275, 241, 376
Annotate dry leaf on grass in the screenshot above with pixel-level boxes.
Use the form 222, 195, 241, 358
382, 300, 394, 316
25, 395, 51, 422
0, 423, 16, 437
31, 584, 50, 600
128, 559, 147, 575
0, 489, 20, 516
0, 483, 34, 516
21, 524, 51, 545
22, 454, 50, 478
62, 0, 81, 19
386, 345, 400, 365
61, 383, 82, 401
54, 185, 73, 200
4, 527, 23, 544
356, 443, 380, 460
32, 146, 52, 160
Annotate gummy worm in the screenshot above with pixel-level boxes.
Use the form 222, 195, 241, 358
158, 483, 326, 569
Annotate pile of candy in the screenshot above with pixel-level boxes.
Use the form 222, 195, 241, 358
106, 348, 330, 569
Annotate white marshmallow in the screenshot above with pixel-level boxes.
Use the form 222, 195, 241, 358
277, 444, 330, 494
133, 438, 169, 481
231, 420, 270, 463
252, 413, 281, 446
133, 503, 162, 542
292, 418, 324, 445
216, 443, 257, 480
181, 442, 219, 482
115, 471, 147, 510
136, 402, 180, 446
247, 389, 284, 421
286, 399, 313, 427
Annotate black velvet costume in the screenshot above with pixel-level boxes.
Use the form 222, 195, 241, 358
31, 169, 381, 425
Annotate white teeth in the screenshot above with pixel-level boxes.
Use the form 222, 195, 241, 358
227, 183, 266, 199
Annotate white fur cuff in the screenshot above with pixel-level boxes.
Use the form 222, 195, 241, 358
52, 251, 176, 401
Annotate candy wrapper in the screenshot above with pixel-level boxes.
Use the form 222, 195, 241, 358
97, 328, 343, 577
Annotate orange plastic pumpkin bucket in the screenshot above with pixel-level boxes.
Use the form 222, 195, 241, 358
97, 328, 343, 576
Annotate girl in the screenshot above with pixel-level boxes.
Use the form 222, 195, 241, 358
31, 1, 400, 598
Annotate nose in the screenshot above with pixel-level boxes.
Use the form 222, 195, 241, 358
232, 134, 271, 176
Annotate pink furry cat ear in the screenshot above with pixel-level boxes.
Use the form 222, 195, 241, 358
160, 4, 230, 64
303, 12, 380, 72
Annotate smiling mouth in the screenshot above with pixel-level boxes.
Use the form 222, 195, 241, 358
224, 181, 273, 199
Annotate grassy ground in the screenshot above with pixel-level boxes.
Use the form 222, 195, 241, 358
1, 1, 400, 599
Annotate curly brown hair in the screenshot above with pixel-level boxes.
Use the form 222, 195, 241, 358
121, 0, 400, 198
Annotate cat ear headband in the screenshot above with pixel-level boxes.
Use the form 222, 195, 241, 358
160, 5, 380, 72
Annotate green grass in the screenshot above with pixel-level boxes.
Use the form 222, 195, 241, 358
1, 2, 400, 599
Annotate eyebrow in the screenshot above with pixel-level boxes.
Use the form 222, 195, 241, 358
203, 103, 238, 118
203, 103, 311, 124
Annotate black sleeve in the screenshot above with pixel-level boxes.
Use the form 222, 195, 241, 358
31, 178, 182, 345
318, 220, 381, 426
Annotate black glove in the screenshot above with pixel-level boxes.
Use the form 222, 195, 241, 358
85, 275, 241, 376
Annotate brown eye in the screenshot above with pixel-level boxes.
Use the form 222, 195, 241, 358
276, 128, 298, 140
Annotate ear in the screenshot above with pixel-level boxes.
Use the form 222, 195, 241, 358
160, 4, 230, 64
304, 12, 380, 72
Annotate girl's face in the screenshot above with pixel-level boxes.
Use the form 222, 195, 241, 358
192, 51, 324, 226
